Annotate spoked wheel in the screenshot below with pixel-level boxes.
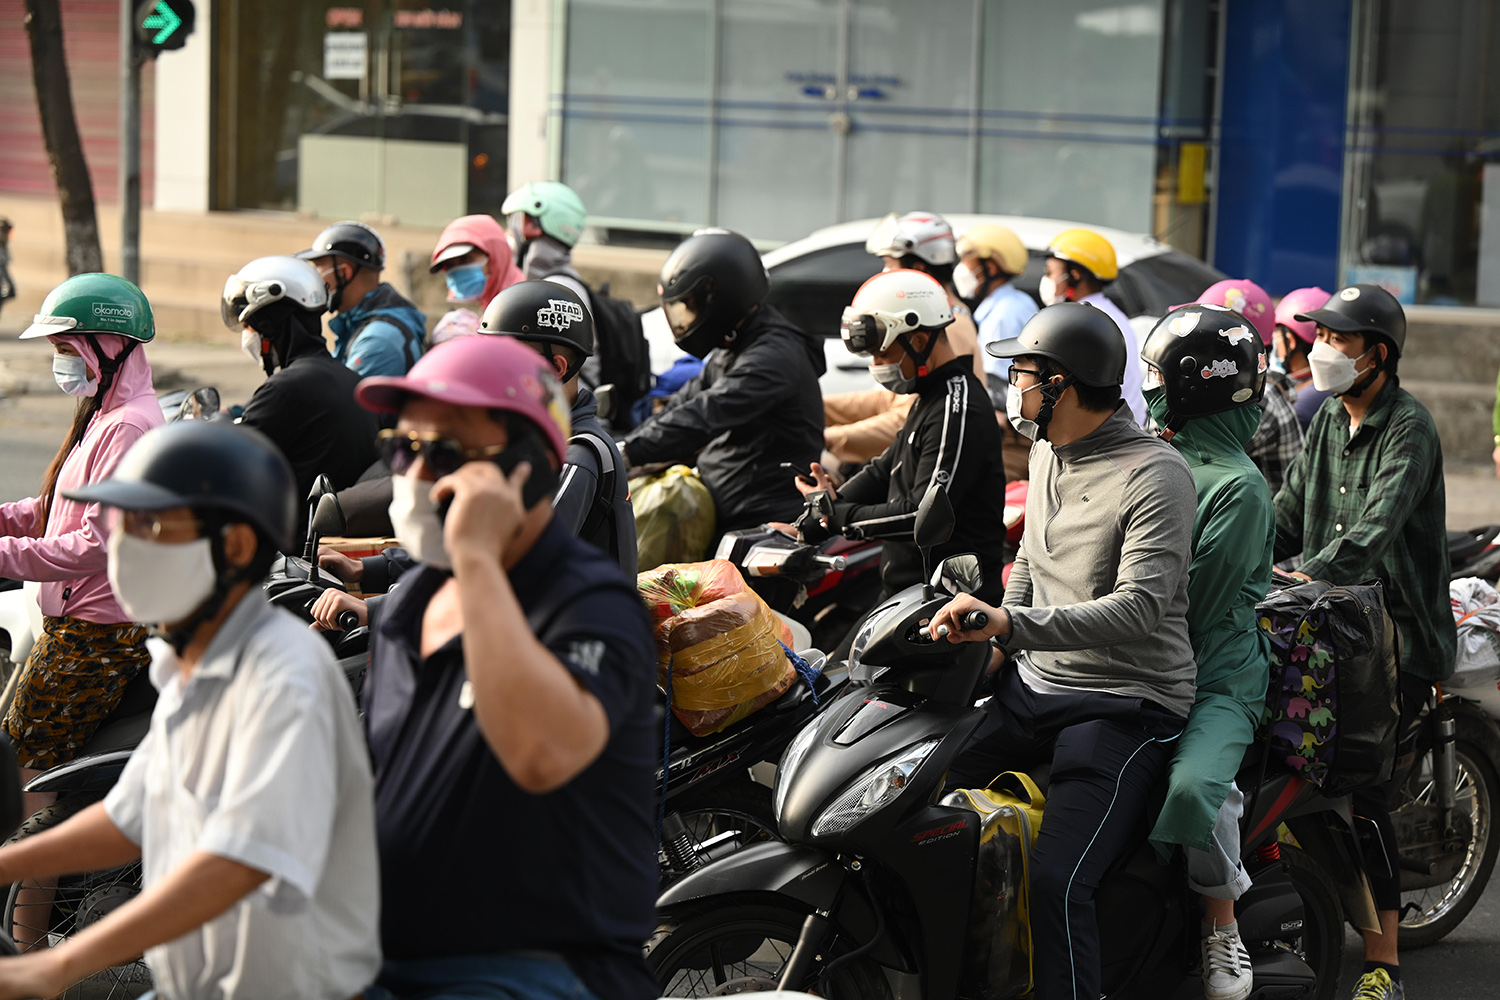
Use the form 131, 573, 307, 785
1280, 845, 1345, 1000
660, 780, 778, 888
648, 901, 892, 999
4, 793, 152, 999
1395, 733, 1500, 949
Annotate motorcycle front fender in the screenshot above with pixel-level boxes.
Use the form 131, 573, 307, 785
656, 840, 846, 914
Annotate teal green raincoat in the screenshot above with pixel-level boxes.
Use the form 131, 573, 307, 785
1146, 390, 1275, 857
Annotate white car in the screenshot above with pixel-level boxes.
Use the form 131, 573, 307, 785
642, 215, 1226, 396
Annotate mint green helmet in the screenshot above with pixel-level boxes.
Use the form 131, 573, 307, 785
21, 272, 156, 343
501, 181, 587, 247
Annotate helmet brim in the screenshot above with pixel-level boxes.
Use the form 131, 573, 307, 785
429, 242, 478, 273
355, 373, 518, 415
19, 315, 78, 340
62, 478, 190, 511
984, 336, 1030, 360
1293, 308, 1374, 334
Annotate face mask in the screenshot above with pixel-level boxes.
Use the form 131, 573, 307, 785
1308, 340, 1374, 395
1006, 380, 1043, 441
1268, 351, 1287, 375
108, 531, 217, 625
52, 353, 98, 397
871, 361, 917, 394
388, 473, 451, 570
952, 262, 981, 302
1038, 274, 1067, 306
240, 328, 264, 365
444, 262, 487, 302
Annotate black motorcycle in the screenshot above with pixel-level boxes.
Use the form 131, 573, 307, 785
649, 488, 1365, 1000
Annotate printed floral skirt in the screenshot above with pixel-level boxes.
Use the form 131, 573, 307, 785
3, 616, 150, 770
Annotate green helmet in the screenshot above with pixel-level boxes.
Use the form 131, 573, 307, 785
501, 181, 587, 247
20, 273, 155, 343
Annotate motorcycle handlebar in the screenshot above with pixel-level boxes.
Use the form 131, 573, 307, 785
336, 609, 362, 631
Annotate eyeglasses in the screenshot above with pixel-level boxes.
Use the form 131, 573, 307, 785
378, 429, 504, 478
112, 509, 203, 541
1008, 366, 1045, 385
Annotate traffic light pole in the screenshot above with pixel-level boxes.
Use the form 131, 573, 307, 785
119, 0, 141, 285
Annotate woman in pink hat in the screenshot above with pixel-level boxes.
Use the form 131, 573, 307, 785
1272, 286, 1333, 429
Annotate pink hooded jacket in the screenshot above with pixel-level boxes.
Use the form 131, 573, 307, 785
0, 334, 161, 623
430, 215, 524, 310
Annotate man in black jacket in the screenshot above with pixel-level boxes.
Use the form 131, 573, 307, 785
794, 269, 1008, 602
621, 229, 825, 533
222, 255, 379, 538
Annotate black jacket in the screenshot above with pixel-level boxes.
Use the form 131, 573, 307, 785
239, 338, 380, 539
833, 357, 1009, 601
623, 305, 825, 531
555, 386, 637, 577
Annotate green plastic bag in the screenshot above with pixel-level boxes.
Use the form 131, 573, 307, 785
631, 465, 717, 572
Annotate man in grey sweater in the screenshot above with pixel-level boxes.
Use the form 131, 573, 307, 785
931, 303, 1198, 1000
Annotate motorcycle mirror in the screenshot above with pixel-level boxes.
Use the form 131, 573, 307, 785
177, 386, 221, 422
595, 382, 617, 422
933, 553, 983, 596
308, 474, 334, 506
312, 492, 348, 538
914, 484, 955, 551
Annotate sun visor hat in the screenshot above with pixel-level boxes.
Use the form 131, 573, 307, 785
429, 242, 477, 272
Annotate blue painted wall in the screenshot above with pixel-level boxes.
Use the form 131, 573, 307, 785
1213, 0, 1351, 294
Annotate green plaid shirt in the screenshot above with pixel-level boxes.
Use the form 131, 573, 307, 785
1274, 378, 1456, 680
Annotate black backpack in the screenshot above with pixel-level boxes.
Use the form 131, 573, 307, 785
588, 282, 653, 413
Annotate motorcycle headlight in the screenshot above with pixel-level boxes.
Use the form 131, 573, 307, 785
774, 722, 820, 820
809, 738, 941, 839
847, 615, 880, 673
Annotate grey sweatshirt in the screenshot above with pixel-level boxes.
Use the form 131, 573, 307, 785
1003, 404, 1199, 716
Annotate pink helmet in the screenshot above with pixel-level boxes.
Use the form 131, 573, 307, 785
1274, 286, 1331, 345
355, 334, 571, 460
1193, 279, 1275, 346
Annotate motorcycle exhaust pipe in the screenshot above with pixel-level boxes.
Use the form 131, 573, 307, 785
1434, 702, 1458, 830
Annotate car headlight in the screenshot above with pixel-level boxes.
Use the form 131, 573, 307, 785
809, 739, 941, 839
774, 722, 820, 820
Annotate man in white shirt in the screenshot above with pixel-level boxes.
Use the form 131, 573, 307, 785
0, 421, 379, 1000
1042, 227, 1147, 423
956, 222, 1039, 391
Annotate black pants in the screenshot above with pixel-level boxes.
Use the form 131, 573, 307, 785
1355, 672, 1433, 912
947, 667, 1185, 1000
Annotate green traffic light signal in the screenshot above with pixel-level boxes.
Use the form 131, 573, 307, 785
134, 0, 195, 54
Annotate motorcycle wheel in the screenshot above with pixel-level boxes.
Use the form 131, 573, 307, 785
660, 778, 778, 887
1396, 728, 1500, 949
1281, 845, 1345, 1000
648, 901, 892, 999
3, 792, 151, 998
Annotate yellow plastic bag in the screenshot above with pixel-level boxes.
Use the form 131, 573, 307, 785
638, 560, 796, 736
631, 465, 717, 572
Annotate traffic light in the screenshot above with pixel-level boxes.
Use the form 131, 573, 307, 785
134, 0, 195, 55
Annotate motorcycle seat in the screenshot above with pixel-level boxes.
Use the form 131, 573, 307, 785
79, 668, 158, 756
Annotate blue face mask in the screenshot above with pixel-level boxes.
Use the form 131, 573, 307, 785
444, 262, 487, 302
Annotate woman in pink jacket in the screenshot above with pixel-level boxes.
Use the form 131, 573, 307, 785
426, 214, 525, 343
0, 274, 162, 782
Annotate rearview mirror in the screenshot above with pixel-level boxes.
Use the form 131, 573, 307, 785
308, 475, 334, 505
914, 485, 955, 551
312, 492, 348, 538
595, 382, 617, 422
933, 553, 983, 596
177, 387, 220, 421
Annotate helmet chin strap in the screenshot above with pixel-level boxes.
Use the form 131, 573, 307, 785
1339, 347, 1383, 399
83, 334, 136, 401
1032, 374, 1074, 441
896, 331, 937, 378
1156, 410, 1187, 442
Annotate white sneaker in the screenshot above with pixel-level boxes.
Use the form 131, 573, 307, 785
1201, 921, 1253, 1000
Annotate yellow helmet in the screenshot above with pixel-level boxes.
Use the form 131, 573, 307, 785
956, 223, 1028, 277
1046, 228, 1118, 282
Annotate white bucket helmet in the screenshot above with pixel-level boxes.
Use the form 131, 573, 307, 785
865, 211, 958, 266
221, 255, 330, 330
840, 269, 954, 357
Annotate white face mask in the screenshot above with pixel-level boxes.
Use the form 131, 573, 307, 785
388, 473, 451, 569
1038, 274, 1068, 307
871, 361, 917, 394
1006, 380, 1044, 441
1307, 340, 1375, 395
108, 531, 218, 625
952, 261, 982, 301
241, 328, 264, 365
53, 353, 98, 397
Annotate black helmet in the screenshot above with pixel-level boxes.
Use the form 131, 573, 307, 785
296, 221, 386, 271
1142, 305, 1265, 429
1294, 283, 1406, 357
64, 422, 298, 553
986, 302, 1126, 387
659, 228, 769, 359
479, 280, 594, 381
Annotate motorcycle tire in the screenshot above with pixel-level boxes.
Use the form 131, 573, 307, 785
3, 791, 151, 998
647, 900, 892, 999
1397, 720, 1500, 950
660, 778, 778, 887
1281, 844, 1345, 1000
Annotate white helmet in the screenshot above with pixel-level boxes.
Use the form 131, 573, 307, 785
864, 211, 958, 266
840, 269, 954, 357
221, 255, 329, 330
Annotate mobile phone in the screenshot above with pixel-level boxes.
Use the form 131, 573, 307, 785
781, 461, 817, 487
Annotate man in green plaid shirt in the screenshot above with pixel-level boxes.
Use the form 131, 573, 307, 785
1272, 283, 1456, 1000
